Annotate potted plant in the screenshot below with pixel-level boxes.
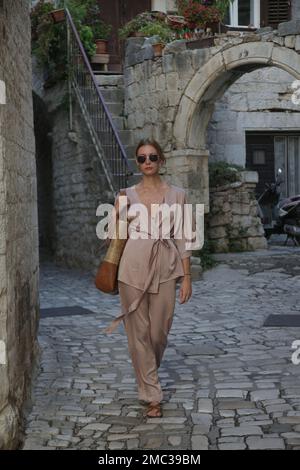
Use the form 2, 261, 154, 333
176, 0, 234, 33
166, 14, 188, 39
50, 8, 65, 23
118, 11, 163, 39
179, 2, 222, 30
92, 20, 112, 54
31, 0, 98, 85
138, 22, 174, 56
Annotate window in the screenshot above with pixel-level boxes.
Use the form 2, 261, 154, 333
253, 149, 266, 165
274, 135, 300, 198
151, 0, 177, 13
246, 132, 300, 199
151, 0, 167, 12
225, 0, 260, 28
260, 0, 291, 28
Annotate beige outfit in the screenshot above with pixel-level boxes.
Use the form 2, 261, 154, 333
103, 184, 192, 402
118, 278, 177, 403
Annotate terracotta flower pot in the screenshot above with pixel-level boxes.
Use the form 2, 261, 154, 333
152, 43, 165, 57
50, 9, 65, 24
95, 39, 108, 54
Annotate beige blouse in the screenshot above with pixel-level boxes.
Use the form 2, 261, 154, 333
103, 183, 193, 334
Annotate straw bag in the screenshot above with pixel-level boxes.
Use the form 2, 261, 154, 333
95, 189, 128, 295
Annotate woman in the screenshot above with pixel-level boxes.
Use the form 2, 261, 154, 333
104, 138, 193, 418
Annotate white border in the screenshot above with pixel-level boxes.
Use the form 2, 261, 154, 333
0, 340, 6, 365
0, 80, 6, 105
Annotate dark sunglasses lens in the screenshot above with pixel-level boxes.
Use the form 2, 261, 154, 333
137, 154, 159, 164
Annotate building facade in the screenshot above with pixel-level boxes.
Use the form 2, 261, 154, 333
0, 0, 39, 449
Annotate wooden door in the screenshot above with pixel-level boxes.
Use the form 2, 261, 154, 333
246, 132, 275, 197
99, 0, 152, 72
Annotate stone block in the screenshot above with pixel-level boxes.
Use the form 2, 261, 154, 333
285, 35, 296, 49
273, 36, 285, 46
246, 437, 285, 450
164, 40, 187, 55
222, 42, 274, 70
238, 171, 259, 184
278, 20, 300, 37
247, 237, 268, 250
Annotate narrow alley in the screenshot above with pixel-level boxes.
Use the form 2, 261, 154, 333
23, 247, 300, 450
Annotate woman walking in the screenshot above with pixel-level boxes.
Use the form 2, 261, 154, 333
104, 138, 193, 418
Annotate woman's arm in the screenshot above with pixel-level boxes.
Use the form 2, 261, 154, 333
105, 189, 127, 246
177, 190, 193, 303
179, 256, 192, 304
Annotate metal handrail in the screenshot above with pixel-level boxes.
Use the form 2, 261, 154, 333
65, 7, 132, 194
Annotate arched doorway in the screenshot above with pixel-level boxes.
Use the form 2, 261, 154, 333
172, 42, 300, 211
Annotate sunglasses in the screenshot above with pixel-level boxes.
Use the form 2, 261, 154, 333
136, 154, 160, 164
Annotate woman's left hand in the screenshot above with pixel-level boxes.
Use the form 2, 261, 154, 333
179, 276, 192, 304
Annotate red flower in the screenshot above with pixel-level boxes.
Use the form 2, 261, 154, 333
180, 1, 222, 29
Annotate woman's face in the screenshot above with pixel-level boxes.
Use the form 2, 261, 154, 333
135, 145, 163, 176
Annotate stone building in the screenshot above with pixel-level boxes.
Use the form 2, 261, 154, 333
0, 1, 39, 449
2, 0, 300, 450
33, 0, 300, 267
149, 1, 300, 199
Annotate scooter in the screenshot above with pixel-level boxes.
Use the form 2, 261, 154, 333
277, 195, 300, 246
257, 168, 284, 239
257, 168, 300, 244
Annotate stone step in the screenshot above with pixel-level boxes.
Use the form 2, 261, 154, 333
122, 145, 137, 162
111, 115, 126, 131
85, 100, 124, 118
105, 102, 124, 116
98, 88, 124, 103
125, 157, 138, 172
94, 74, 124, 87
117, 130, 134, 146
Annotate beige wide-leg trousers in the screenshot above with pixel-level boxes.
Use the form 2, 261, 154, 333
118, 278, 177, 403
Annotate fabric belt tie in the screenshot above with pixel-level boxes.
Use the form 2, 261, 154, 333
103, 237, 174, 335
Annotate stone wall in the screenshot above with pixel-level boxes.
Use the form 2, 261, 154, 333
208, 172, 267, 253
0, 0, 39, 449
206, 2, 300, 167
39, 81, 115, 271
207, 66, 300, 166
124, 37, 211, 209
123, 22, 300, 214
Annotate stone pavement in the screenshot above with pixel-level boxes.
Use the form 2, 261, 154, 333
22, 245, 300, 450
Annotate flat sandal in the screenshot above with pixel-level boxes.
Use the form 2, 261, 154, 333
144, 401, 162, 418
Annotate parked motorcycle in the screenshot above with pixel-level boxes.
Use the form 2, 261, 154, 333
257, 168, 300, 245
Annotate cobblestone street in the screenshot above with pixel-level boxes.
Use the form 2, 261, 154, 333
22, 245, 300, 450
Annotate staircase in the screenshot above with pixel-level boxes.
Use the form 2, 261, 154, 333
94, 73, 140, 187
65, 7, 133, 195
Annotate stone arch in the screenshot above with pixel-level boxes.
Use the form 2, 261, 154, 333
171, 41, 300, 209
174, 42, 300, 149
